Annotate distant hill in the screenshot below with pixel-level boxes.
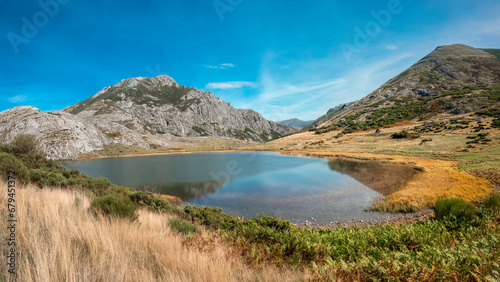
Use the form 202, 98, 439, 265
309, 44, 500, 134
276, 118, 314, 128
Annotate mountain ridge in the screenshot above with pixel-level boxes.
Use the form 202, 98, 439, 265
309, 44, 500, 134
276, 118, 314, 128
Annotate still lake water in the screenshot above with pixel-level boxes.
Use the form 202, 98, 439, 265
62, 152, 389, 223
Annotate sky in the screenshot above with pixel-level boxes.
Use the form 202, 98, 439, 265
1, 0, 500, 121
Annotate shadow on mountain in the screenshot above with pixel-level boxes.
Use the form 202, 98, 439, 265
137, 180, 225, 201
328, 158, 420, 195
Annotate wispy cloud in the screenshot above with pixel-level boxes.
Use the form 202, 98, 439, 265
206, 81, 257, 90
385, 44, 398, 50
8, 95, 27, 103
237, 51, 416, 121
204, 63, 235, 69
258, 79, 347, 102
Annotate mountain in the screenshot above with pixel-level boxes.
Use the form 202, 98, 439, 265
276, 118, 314, 128
0, 75, 293, 159
63, 75, 292, 142
309, 44, 500, 134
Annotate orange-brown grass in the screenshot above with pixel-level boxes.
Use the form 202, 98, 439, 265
307, 152, 492, 211
0, 183, 310, 281
153, 193, 182, 204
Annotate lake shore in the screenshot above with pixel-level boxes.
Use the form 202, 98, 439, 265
60, 149, 238, 161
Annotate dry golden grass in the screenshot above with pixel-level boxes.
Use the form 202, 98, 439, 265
0, 184, 310, 281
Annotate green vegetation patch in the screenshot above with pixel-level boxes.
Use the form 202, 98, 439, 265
492, 119, 500, 128
433, 198, 477, 223
92, 193, 138, 220
192, 126, 209, 136
313, 100, 427, 135
105, 132, 121, 138
391, 130, 421, 139
168, 218, 200, 235
482, 48, 500, 61
0, 151, 30, 184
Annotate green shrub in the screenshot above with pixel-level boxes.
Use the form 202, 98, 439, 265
29, 166, 72, 188
483, 194, 500, 212
252, 214, 297, 232
184, 206, 240, 230
0, 145, 14, 154
91, 193, 138, 220
0, 152, 30, 184
130, 190, 177, 213
11, 134, 39, 155
168, 218, 200, 235
391, 131, 409, 139
492, 119, 500, 128
433, 198, 477, 222
81, 176, 113, 191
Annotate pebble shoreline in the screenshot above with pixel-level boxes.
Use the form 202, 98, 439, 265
296, 208, 435, 229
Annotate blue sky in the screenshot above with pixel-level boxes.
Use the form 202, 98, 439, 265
1, 0, 499, 121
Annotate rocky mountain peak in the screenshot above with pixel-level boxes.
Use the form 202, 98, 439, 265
60, 74, 293, 146
117, 75, 178, 89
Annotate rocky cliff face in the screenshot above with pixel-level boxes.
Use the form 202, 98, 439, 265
0, 75, 292, 159
63, 75, 292, 142
0, 106, 160, 159
310, 44, 500, 131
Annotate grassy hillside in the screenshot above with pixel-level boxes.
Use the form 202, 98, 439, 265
0, 184, 307, 281
312, 84, 500, 136
309, 45, 500, 136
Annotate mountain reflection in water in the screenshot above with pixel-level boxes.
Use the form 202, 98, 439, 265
327, 158, 420, 195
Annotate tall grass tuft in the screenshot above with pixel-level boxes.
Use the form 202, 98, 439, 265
433, 197, 477, 222
483, 193, 500, 212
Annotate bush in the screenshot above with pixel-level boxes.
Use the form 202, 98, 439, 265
433, 198, 477, 223
0, 152, 30, 184
168, 218, 200, 235
391, 131, 409, 139
29, 168, 67, 187
252, 214, 297, 232
492, 119, 500, 128
11, 134, 39, 155
130, 191, 177, 213
483, 194, 500, 212
81, 176, 113, 191
184, 206, 240, 230
91, 193, 138, 220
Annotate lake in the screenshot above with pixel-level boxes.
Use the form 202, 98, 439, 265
62, 152, 401, 223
